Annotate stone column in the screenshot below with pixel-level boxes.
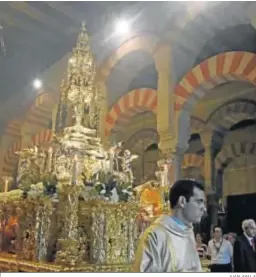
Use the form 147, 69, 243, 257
167, 148, 186, 185
200, 129, 218, 227
173, 149, 185, 182
154, 44, 183, 185
200, 129, 214, 194
207, 192, 219, 229
154, 43, 186, 185
154, 43, 175, 147
97, 77, 109, 149
51, 104, 58, 134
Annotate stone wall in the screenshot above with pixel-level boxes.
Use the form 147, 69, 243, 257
223, 156, 256, 197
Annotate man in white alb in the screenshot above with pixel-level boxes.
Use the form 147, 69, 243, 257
134, 179, 206, 272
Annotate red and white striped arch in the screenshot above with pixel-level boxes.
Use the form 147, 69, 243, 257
182, 153, 204, 169
97, 34, 160, 80
2, 128, 53, 176
105, 88, 157, 136
26, 92, 54, 128
30, 128, 53, 147
1, 91, 55, 176
2, 119, 22, 176
2, 139, 21, 175
4, 119, 22, 138
174, 52, 256, 112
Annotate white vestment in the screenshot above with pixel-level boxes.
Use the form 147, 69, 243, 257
133, 215, 202, 272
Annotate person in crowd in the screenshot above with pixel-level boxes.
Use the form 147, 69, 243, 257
195, 233, 207, 259
134, 179, 206, 272
227, 232, 236, 246
201, 232, 207, 244
207, 225, 233, 272
233, 219, 256, 272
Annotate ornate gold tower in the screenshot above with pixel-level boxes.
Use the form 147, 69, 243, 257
51, 23, 109, 265
0, 23, 139, 271
65, 22, 98, 129
56, 22, 100, 132
53, 22, 105, 187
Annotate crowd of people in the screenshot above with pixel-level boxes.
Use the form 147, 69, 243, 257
195, 232, 237, 259
134, 179, 256, 272
195, 220, 256, 272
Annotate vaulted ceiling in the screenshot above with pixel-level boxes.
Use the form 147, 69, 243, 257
0, 1, 137, 102
0, 1, 255, 131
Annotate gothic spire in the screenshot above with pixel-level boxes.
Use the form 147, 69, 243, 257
75, 21, 90, 51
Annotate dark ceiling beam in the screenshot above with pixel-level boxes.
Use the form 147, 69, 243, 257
7, 2, 70, 36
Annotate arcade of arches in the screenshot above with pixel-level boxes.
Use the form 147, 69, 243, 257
1, 2, 256, 226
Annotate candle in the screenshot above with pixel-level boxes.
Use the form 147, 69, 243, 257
4, 179, 8, 193
34, 145, 38, 155
163, 164, 168, 187
109, 148, 114, 173
3, 176, 12, 193
48, 147, 53, 172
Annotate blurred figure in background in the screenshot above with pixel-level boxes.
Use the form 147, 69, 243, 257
227, 233, 237, 246
195, 233, 207, 259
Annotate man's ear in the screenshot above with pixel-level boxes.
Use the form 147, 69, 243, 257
177, 196, 187, 208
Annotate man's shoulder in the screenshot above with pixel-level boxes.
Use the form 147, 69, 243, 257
142, 222, 169, 242
235, 234, 245, 243
234, 235, 245, 247
146, 222, 168, 235
208, 239, 214, 246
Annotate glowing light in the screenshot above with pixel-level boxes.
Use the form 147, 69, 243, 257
33, 79, 42, 89
115, 19, 130, 35
69, 57, 75, 64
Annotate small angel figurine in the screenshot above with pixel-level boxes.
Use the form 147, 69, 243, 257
109, 141, 123, 172
121, 149, 138, 183
156, 160, 170, 187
